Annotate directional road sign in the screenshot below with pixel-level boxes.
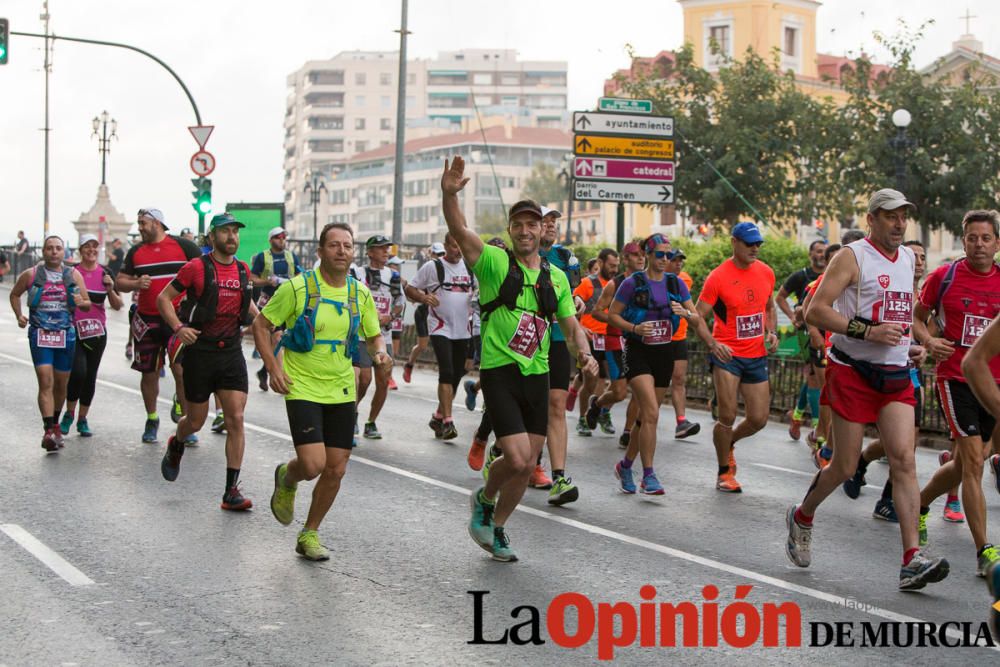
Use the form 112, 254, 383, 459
574, 134, 674, 161
573, 157, 674, 183
190, 150, 216, 177
188, 125, 214, 150
573, 112, 673, 138
573, 180, 674, 205
598, 97, 653, 114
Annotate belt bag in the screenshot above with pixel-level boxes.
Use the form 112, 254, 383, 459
831, 346, 911, 394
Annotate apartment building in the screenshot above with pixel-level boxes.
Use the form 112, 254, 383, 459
283, 49, 569, 237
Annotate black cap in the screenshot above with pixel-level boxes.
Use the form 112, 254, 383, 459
365, 234, 393, 248
508, 199, 543, 220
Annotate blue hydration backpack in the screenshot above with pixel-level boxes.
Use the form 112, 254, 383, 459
275, 271, 361, 358
620, 271, 683, 339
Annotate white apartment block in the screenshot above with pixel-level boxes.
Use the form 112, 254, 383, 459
324, 125, 572, 247
283, 49, 569, 237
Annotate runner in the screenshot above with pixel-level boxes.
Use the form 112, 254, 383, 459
537, 206, 585, 503
694, 222, 778, 493
61, 234, 123, 437
442, 157, 596, 561
353, 235, 403, 439
387, 255, 405, 371
8, 235, 91, 452
403, 243, 446, 383
607, 234, 698, 495
664, 248, 700, 439
250, 226, 302, 392
910, 211, 1000, 576
777, 240, 826, 440
786, 188, 950, 590
576, 248, 620, 437
256, 222, 386, 559
115, 208, 201, 443
405, 233, 475, 440
156, 213, 257, 511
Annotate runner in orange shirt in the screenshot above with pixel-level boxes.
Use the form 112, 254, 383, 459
575, 248, 620, 437
664, 249, 700, 439
693, 223, 778, 493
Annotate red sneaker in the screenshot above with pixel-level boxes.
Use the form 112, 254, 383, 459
388, 377, 398, 390
788, 417, 802, 441
468, 437, 487, 471
565, 387, 578, 412
403, 363, 413, 383
529, 465, 553, 490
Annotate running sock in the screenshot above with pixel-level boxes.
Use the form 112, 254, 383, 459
148, 412, 159, 421
622, 428, 631, 437
676, 415, 685, 424
226, 468, 240, 489
903, 547, 920, 566
806, 388, 821, 422
642, 467, 654, 478
718, 465, 730, 476
552, 469, 565, 480
792, 407, 805, 421
478, 489, 495, 506
945, 494, 959, 505
433, 411, 443, 420
857, 454, 869, 475
920, 505, 930, 515
811, 418, 819, 428
796, 383, 809, 412
443, 417, 453, 424
881, 480, 893, 502
620, 457, 633, 469
43, 416, 55, 429
794, 507, 813, 527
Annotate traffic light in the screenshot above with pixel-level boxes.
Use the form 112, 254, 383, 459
0, 18, 9, 65
191, 177, 212, 215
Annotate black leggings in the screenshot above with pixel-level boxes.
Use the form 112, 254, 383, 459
430, 335, 468, 390
68, 334, 107, 407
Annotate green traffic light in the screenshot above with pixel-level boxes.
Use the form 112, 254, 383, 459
198, 198, 212, 214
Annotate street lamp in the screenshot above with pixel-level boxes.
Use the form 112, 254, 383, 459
889, 108, 914, 193
91, 110, 118, 186
303, 171, 327, 240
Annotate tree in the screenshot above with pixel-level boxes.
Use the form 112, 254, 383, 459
520, 162, 568, 206
473, 209, 508, 236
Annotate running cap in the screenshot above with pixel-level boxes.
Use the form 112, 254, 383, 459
540, 206, 562, 219
643, 233, 671, 253
79, 234, 99, 247
209, 213, 245, 230
268, 226, 287, 240
621, 242, 642, 256
732, 221, 764, 244
666, 248, 686, 260
430, 242, 446, 255
387, 256, 403, 266
508, 199, 543, 221
867, 188, 916, 214
365, 234, 393, 248
138, 207, 167, 228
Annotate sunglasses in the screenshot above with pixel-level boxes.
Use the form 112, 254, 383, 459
652, 250, 670, 259
740, 240, 763, 248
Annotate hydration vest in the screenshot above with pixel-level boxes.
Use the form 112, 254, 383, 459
582, 275, 603, 314
365, 266, 402, 299
261, 250, 298, 280
620, 271, 682, 339
548, 245, 581, 289
480, 249, 559, 323
275, 271, 361, 359
177, 255, 253, 337
28, 263, 76, 311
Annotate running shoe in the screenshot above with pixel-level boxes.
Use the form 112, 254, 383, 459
463, 379, 478, 411
618, 430, 630, 450
440, 421, 458, 441
728, 449, 738, 477
614, 461, 637, 494
989, 454, 1000, 496
918, 510, 929, 547
257, 367, 268, 392
565, 386, 578, 412
548, 476, 579, 506
388, 376, 398, 391
59, 412, 74, 436
221, 485, 253, 511
788, 416, 803, 441
943, 499, 965, 523
491, 526, 518, 562
429, 415, 444, 439
468, 487, 495, 551
161, 435, 184, 482
675, 419, 700, 439
403, 362, 413, 383
806, 430, 819, 449
363, 421, 382, 439
296, 530, 330, 561
938, 450, 952, 466
872, 498, 899, 523
530, 465, 553, 490
576, 417, 592, 437
598, 410, 615, 435
716, 471, 742, 493
53, 428, 65, 449
813, 445, 832, 470
41, 428, 59, 453
468, 436, 487, 471
989, 562, 1000, 641
785, 505, 812, 568
899, 551, 950, 591
170, 394, 183, 424
842, 467, 867, 499
76, 419, 92, 437
184, 433, 199, 446
584, 396, 601, 430
977, 545, 1000, 578
640, 473, 665, 496
142, 417, 160, 444
211, 412, 226, 434
125, 342, 133, 360
270, 463, 296, 526
482, 446, 499, 484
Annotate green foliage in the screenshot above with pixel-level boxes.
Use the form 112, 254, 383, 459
474, 210, 508, 236
520, 162, 569, 206
673, 236, 807, 299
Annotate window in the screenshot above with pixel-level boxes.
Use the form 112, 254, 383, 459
355, 118, 366, 130
380, 118, 392, 130
380, 72, 392, 86
406, 95, 416, 109
407, 73, 417, 85
329, 189, 350, 205
355, 95, 366, 106
473, 73, 492, 85
328, 214, 350, 224
305, 92, 344, 108
309, 116, 344, 130
355, 72, 366, 85
781, 21, 803, 73
309, 70, 344, 85
308, 139, 343, 153
784, 27, 797, 57
704, 20, 734, 70
355, 141, 368, 153
381, 96, 392, 109
500, 74, 520, 85
709, 25, 730, 56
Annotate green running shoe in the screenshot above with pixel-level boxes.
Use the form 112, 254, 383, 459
548, 476, 579, 506
76, 419, 93, 437
576, 417, 592, 437
482, 445, 499, 484
491, 526, 518, 562
468, 487, 495, 552
363, 421, 382, 439
598, 410, 615, 435
918, 510, 929, 547
977, 544, 1000, 578
211, 411, 226, 434
59, 412, 74, 436
295, 530, 330, 561
170, 395, 184, 424
270, 464, 297, 526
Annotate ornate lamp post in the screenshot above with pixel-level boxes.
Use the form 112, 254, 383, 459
91, 110, 118, 185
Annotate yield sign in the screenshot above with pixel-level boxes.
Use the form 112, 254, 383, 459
188, 125, 215, 150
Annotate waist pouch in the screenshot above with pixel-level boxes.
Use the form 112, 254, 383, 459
831, 346, 911, 394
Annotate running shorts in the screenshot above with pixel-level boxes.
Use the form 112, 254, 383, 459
285, 400, 356, 449
480, 363, 548, 438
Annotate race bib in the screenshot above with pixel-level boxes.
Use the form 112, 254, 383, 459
736, 313, 764, 340
641, 320, 673, 345
961, 314, 991, 347
881, 291, 912, 324
36, 329, 66, 349
76, 318, 105, 340
131, 313, 150, 341
592, 334, 606, 351
373, 293, 391, 316
390, 316, 403, 333
507, 312, 548, 359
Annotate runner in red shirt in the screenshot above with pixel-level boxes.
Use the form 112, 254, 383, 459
156, 213, 258, 511
576, 247, 620, 437
693, 222, 778, 493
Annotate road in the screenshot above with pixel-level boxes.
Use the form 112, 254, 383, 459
1, 295, 998, 665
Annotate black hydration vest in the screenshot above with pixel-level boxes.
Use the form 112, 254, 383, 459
480, 249, 558, 323
177, 255, 253, 341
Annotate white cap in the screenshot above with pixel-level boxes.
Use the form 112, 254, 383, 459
430, 242, 446, 255
540, 206, 562, 219
387, 256, 403, 265
268, 226, 287, 239
79, 234, 99, 246
139, 207, 167, 228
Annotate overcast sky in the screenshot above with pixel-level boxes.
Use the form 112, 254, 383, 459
1, 0, 997, 246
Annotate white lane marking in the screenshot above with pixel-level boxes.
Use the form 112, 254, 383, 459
0, 352, 989, 648
751, 463, 884, 492
0, 524, 95, 586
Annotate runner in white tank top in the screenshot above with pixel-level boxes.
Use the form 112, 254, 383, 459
784, 188, 950, 592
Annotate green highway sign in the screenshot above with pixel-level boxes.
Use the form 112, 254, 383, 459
598, 97, 653, 114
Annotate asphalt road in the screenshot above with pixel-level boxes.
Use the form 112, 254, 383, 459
1, 293, 999, 665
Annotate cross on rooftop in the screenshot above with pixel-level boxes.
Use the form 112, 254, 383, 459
960, 8, 977, 34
